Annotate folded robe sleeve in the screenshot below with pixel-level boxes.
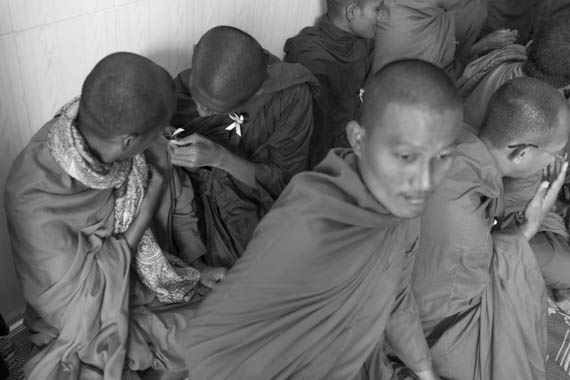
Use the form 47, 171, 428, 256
384, 238, 432, 372
251, 83, 313, 198
171, 166, 207, 264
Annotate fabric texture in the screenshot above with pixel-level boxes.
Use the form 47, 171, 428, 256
373, 0, 459, 78
452, 0, 488, 66
172, 55, 318, 268
458, 44, 526, 129
284, 14, 373, 167
47, 98, 200, 304
178, 149, 432, 380
412, 128, 547, 380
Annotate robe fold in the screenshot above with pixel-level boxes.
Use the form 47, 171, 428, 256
373, 0, 459, 78
452, 0, 488, 67
171, 55, 318, 268
482, 0, 539, 44
502, 175, 570, 290
5, 122, 200, 380
145, 139, 206, 266
458, 44, 526, 129
284, 15, 373, 167
178, 149, 432, 380
412, 129, 547, 380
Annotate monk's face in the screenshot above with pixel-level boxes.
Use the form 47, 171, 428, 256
511, 113, 570, 178
356, 102, 461, 218
350, 0, 383, 39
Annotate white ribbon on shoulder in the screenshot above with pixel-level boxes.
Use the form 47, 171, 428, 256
226, 112, 245, 136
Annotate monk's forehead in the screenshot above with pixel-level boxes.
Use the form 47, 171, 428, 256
370, 102, 461, 147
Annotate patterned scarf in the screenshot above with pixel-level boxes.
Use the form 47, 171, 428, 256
48, 97, 200, 304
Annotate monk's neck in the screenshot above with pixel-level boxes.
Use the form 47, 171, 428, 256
483, 141, 509, 178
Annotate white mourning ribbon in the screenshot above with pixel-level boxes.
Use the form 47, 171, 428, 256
226, 112, 245, 136
358, 88, 365, 103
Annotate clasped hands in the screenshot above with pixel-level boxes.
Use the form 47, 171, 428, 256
168, 133, 227, 169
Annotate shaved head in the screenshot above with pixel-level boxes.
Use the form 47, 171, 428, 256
190, 26, 267, 113
78, 52, 175, 138
358, 59, 462, 132
523, 10, 570, 89
479, 77, 570, 148
326, 0, 366, 16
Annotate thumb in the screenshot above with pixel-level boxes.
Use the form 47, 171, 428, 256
530, 181, 549, 207
170, 133, 202, 146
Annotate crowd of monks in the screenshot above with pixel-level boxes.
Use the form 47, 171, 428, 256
5, 0, 570, 379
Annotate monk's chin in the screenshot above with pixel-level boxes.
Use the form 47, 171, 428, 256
389, 201, 429, 219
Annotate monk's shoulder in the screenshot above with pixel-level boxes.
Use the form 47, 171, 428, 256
5, 121, 79, 209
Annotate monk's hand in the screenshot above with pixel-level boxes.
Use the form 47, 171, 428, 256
415, 368, 441, 380
123, 165, 165, 250
478, 28, 518, 51
169, 133, 226, 169
199, 266, 228, 289
521, 160, 568, 241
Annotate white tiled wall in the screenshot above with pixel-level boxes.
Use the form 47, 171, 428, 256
0, 0, 324, 324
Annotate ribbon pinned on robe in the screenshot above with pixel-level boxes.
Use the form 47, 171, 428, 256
226, 112, 245, 136
47, 97, 201, 304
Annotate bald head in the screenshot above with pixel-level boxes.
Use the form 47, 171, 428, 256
358, 59, 462, 132
480, 77, 570, 148
190, 26, 267, 113
523, 10, 570, 89
326, 0, 365, 16
78, 52, 175, 139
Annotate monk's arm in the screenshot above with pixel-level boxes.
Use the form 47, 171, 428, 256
384, 240, 433, 375
170, 165, 207, 264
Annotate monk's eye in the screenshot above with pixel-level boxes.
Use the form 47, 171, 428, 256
437, 152, 453, 161
394, 152, 417, 163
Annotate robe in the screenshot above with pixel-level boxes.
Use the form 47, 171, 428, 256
502, 174, 570, 290
458, 44, 526, 130
4, 122, 201, 380
373, 0, 460, 78
171, 55, 318, 268
412, 129, 547, 380
452, 0, 488, 67
284, 15, 373, 167
178, 149, 432, 380
482, 0, 539, 44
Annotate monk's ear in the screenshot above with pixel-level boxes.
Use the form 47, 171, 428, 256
507, 145, 531, 165
347, 120, 367, 157
121, 134, 137, 152
345, 2, 357, 21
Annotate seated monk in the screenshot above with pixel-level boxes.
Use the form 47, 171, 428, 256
170, 26, 318, 268
4, 52, 213, 379
283, 0, 381, 167
459, 9, 570, 130
176, 59, 463, 380
459, 10, 570, 300
410, 77, 569, 380
372, 0, 516, 78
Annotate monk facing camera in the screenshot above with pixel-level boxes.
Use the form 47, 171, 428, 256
176, 59, 463, 380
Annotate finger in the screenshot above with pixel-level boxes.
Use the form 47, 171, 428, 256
544, 162, 568, 209
528, 181, 550, 209
200, 278, 215, 289
170, 133, 204, 146
171, 158, 197, 167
